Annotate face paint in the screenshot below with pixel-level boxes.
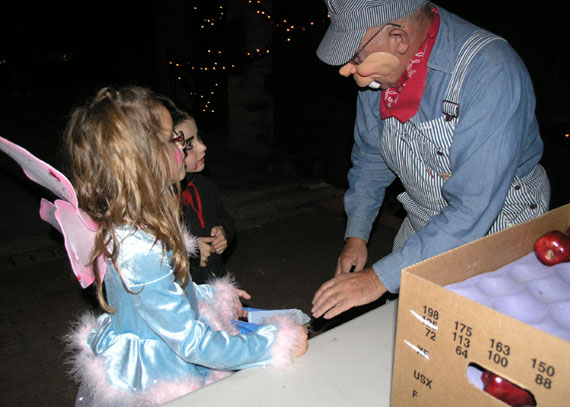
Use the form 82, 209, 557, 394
173, 147, 183, 165
170, 146, 185, 181
194, 159, 203, 171
179, 118, 207, 174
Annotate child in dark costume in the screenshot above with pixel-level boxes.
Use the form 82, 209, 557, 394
163, 99, 235, 284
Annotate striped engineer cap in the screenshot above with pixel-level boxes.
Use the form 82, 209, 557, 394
316, 0, 427, 65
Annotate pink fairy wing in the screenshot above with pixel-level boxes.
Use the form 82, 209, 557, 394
53, 200, 105, 288
1, 136, 102, 288
39, 198, 62, 233
0, 135, 78, 208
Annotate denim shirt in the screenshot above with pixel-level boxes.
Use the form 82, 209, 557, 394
344, 6, 545, 292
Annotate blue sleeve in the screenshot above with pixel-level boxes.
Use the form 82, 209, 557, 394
344, 90, 396, 242
193, 281, 215, 300
373, 41, 541, 292
119, 244, 278, 370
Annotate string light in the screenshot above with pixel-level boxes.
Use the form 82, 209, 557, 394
197, 3, 225, 29
247, 0, 325, 34
175, 0, 326, 114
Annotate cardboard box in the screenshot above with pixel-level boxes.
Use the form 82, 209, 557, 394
391, 203, 570, 406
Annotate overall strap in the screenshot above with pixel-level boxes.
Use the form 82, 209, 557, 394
442, 30, 506, 121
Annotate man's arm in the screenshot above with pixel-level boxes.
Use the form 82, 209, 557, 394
344, 90, 396, 243
338, 90, 396, 275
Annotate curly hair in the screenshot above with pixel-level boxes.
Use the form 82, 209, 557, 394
64, 86, 189, 312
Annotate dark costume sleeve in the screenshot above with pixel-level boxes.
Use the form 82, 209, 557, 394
213, 184, 235, 245
182, 174, 236, 284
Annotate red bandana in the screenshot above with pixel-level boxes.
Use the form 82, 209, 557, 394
380, 7, 440, 122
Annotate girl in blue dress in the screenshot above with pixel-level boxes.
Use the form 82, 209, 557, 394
65, 86, 308, 406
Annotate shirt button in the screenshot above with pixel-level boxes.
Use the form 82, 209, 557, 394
514, 185, 521, 190
530, 203, 537, 209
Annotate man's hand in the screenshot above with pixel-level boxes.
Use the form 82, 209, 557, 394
335, 237, 368, 275
311, 268, 387, 319
210, 226, 228, 254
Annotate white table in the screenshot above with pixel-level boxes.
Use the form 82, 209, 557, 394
164, 300, 398, 407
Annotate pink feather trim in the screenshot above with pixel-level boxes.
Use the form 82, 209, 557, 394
263, 314, 302, 370
65, 313, 229, 406
205, 369, 233, 385
198, 275, 240, 335
181, 227, 198, 256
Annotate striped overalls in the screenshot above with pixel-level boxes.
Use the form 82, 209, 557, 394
380, 30, 550, 250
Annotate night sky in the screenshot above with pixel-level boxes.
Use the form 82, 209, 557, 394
1, 1, 567, 117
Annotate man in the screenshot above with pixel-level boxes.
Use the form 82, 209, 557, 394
311, 0, 549, 319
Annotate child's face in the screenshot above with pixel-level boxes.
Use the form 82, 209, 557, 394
158, 106, 186, 182
176, 118, 207, 173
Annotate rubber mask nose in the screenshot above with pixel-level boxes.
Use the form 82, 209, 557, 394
339, 63, 355, 77
339, 52, 401, 88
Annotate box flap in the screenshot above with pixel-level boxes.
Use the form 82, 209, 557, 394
403, 203, 570, 286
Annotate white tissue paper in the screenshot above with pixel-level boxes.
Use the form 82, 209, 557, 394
247, 308, 311, 326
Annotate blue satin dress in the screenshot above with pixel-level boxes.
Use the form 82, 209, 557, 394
69, 226, 293, 407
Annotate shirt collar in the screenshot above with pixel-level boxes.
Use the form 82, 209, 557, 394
427, 5, 456, 75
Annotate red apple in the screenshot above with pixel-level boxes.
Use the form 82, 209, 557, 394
533, 229, 570, 266
481, 371, 535, 407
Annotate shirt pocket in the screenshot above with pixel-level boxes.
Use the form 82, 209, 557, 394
412, 118, 454, 179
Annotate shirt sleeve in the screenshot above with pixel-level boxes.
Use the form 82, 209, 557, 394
373, 41, 541, 292
193, 281, 215, 300
344, 90, 396, 242
119, 241, 278, 370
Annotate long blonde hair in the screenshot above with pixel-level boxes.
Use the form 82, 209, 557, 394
65, 86, 189, 312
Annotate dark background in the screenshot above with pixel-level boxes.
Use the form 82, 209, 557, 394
1, 0, 568, 208
0, 2, 568, 405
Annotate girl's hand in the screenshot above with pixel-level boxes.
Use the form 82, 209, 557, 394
210, 226, 228, 254
197, 237, 214, 267
291, 325, 309, 358
233, 288, 251, 319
